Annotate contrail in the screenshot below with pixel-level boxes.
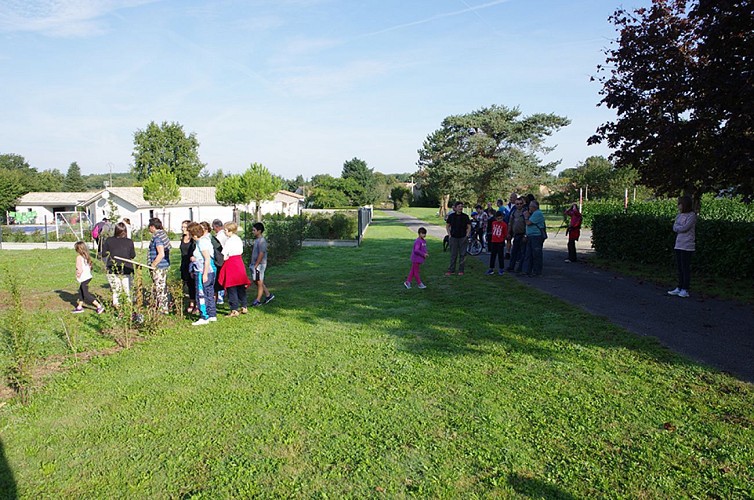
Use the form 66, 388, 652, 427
359, 0, 512, 38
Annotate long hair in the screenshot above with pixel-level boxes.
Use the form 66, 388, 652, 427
74, 241, 92, 267
678, 195, 693, 213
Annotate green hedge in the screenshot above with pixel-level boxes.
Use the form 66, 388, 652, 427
592, 214, 754, 280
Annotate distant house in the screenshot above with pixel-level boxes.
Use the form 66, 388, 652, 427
16, 188, 305, 233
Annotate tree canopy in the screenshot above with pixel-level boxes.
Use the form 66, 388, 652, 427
341, 157, 377, 206
132, 121, 205, 186
63, 162, 86, 192
589, 0, 754, 200
417, 105, 570, 206
242, 163, 281, 221
142, 168, 181, 210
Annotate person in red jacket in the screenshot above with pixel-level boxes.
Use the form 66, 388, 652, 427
564, 204, 583, 263
485, 211, 508, 275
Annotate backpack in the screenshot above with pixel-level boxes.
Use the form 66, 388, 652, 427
92, 222, 102, 239
210, 235, 225, 267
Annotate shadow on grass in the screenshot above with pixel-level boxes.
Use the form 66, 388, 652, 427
53, 289, 79, 307
0, 439, 17, 500
266, 216, 701, 373
508, 472, 577, 500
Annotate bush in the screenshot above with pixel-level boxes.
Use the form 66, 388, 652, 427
592, 213, 754, 280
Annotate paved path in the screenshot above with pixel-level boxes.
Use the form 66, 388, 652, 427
388, 210, 754, 383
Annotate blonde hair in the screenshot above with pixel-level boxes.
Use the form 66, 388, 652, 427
224, 221, 238, 234
74, 241, 92, 267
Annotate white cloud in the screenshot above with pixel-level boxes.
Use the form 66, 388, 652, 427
0, 0, 158, 37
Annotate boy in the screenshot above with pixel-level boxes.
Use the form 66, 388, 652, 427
249, 222, 274, 306
486, 211, 508, 275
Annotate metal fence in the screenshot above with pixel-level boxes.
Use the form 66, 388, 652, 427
357, 206, 373, 245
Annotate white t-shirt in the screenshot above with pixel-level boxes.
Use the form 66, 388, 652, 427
222, 234, 243, 258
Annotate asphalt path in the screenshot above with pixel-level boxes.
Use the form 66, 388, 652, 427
388, 210, 754, 384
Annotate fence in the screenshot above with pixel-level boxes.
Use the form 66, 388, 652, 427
357, 207, 372, 245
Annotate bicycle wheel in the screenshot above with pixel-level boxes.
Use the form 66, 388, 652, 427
467, 239, 483, 256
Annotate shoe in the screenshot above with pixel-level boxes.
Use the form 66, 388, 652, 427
71, 306, 84, 314
192, 318, 209, 326
445, 271, 454, 276
217, 298, 224, 305
485, 269, 494, 275
458, 272, 464, 276
251, 300, 262, 307
678, 289, 690, 298
208, 316, 218, 322
667, 287, 681, 296
228, 310, 240, 318
263, 294, 275, 304
498, 269, 505, 275
241, 307, 248, 314
564, 259, 572, 263
404, 281, 411, 289
417, 283, 427, 289
96, 306, 105, 314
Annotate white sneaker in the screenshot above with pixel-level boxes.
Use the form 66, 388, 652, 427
417, 283, 427, 289
404, 281, 411, 289
667, 288, 681, 296
678, 289, 690, 298
208, 316, 218, 322
192, 318, 209, 326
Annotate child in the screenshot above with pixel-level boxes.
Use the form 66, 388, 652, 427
486, 211, 507, 275
404, 227, 429, 289
72, 241, 105, 314
250, 222, 274, 306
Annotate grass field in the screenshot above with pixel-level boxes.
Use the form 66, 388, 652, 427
0, 213, 752, 497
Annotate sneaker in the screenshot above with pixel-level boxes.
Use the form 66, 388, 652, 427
251, 300, 262, 307
263, 294, 275, 304
192, 318, 209, 326
458, 272, 465, 276
417, 283, 427, 289
217, 297, 224, 305
208, 316, 218, 322
240, 307, 248, 314
71, 306, 84, 314
485, 269, 494, 275
564, 259, 572, 263
498, 269, 505, 275
678, 289, 690, 298
667, 288, 681, 296
445, 271, 454, 276
404, 281, 411, 289
96, 306, 105, 314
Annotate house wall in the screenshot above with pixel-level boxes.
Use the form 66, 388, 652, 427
13, 205, 54, 224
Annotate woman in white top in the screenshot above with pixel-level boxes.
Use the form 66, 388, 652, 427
217, 222, 251, 317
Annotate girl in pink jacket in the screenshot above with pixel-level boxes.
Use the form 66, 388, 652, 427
404, 227, 429, 289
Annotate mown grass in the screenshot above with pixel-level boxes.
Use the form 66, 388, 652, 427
0, 213, 752, 498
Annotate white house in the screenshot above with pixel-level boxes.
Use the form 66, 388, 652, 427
16, 188, 305, 233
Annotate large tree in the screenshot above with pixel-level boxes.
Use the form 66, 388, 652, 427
243, 163, 280, 222
589, 0, 754, 202
63, 162, 86, 192
142, 168, 181, 220
132, 121, 205, 186
341, 157, 377, 206
417, 105, 570, 207
558, 156, 645, 201
215, 174, 250, 224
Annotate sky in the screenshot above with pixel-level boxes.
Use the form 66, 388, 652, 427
0, 0, 651, 180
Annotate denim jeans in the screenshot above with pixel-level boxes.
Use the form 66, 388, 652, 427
523, 235, 544, 276
196, 272, 217, 319
509, 234, 525, 271
226, 285, 248, 311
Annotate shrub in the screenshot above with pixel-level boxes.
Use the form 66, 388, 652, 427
0, 271, 36, 403
592, 214, 754, 280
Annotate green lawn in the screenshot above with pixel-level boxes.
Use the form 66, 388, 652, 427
0, 213, 752, 498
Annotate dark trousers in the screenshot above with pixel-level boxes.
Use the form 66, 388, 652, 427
489, 242, 505, 269
78, 279, 96, 305
226, 285, 248, 311
196, 272, 217, 319
567, 238, 577, 262
675, 249, 693, 290
509, 234, 525, 271
447, 236, 467, 273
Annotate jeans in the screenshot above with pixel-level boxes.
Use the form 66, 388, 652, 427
675, 249, 693, 290
226, 285, 248, 311
447, 236, 467, 273
523, 235, 544, 276
196, 272, 217, 319
509, 234, 525, 271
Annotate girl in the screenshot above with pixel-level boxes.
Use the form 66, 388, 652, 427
404, 227, 429, 289
218, 222, 251, 317
72, 241, 105, 314
189, 222, 217, 325
668, 195, 696, 298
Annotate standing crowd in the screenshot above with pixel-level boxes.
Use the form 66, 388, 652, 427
71, 217, 275, 325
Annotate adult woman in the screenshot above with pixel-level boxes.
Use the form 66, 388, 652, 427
188, 222, 217, 325
101, 222, 136, 306
179, 220, 196, 313
668, 195, 696, 298
218, 222, 251, 317
564, 204, 582, 263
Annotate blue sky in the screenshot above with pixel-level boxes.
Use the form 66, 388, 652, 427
1, 0, 650, 180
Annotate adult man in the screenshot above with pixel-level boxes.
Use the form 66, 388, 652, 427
522, 200, 546, 277
445, 201, 471, 275
507, 197, 527, 272
147, 217, 171, 313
